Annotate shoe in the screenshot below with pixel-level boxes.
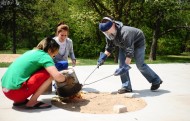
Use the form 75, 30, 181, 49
118, 87, 132, 94
25, 101, 52, 109
151, 81, 163, 90
13, 99, 29, 106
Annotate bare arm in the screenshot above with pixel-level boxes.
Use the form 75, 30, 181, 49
125, 57, 132, 64
105, 50, 111, 56
45, 66, 66, 82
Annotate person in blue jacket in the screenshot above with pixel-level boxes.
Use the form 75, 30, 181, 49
97, 16, 163, 94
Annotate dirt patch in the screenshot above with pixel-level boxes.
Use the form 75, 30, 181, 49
0, 54, 21, 63
51, 92, 147, 114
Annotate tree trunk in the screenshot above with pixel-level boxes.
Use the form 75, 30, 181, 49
149, 15, 161, 61
185, 32, 190, 52
12, 0, 16, 54
149, 30, 158, 61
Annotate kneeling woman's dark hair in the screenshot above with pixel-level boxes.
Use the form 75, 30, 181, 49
36, 37, 59, 53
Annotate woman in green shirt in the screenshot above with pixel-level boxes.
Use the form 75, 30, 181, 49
1, 37, 67, 109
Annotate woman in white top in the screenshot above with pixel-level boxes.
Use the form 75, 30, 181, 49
53, 24, 76, 70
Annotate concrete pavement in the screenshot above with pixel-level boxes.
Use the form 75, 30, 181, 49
0, 63, 190, 121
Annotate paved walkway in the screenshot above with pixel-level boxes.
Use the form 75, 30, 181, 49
0, 64, 190, 121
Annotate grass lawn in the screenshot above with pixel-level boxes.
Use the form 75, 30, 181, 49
0, 49, 189, 67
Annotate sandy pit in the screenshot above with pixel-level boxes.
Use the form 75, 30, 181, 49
51, 92, 147, 114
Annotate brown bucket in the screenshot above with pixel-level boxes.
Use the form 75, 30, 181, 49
55, 68, 82, 97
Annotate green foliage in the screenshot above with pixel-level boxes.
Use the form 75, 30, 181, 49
158, 38, 182, 55
0, 0, 190, 59
67, 1, 105, 58
0, 31, 12, 50
186, 39, 190, 52
140, 26, 153, 54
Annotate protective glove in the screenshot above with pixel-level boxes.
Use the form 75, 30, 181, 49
114, 64, 131, 76
97, 52, 107, 67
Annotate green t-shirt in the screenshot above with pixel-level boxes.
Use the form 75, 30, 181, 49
1, 49, 54, 89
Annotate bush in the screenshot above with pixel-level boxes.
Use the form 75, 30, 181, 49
0, 32, 12, 50
157, 38, 182, 55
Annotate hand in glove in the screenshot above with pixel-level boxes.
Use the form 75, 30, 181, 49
114, 64, 131, 76
97, 52, 107, 67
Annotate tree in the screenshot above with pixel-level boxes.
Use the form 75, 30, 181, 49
141, 0, 190, 60
0, 0, 18, 53
65, 0, 105, 58
83, 0, 190, 61
0, 0, 37, 53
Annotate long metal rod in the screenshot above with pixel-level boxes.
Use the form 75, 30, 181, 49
83, 66, 98, 85
83, 74, 114, 86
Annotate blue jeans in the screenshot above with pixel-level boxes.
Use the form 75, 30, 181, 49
118, 46, 161, 90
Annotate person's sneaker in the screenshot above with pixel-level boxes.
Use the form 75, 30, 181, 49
118, 87, 132, 94
151, 81, 163, 90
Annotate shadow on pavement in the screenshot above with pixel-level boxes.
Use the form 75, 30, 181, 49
82, 87, 100, 93
11, 98, 58, 113
134, 89, 170, 97
51, 97, 90, 113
